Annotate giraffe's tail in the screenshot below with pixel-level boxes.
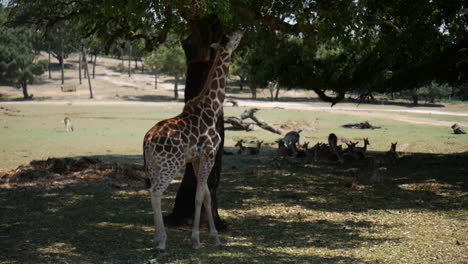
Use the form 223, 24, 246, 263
143, 142, 151, 189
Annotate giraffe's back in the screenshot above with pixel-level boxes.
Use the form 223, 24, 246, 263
143, 109, 220, 163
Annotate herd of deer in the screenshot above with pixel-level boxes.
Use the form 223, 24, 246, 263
233, 129, 399, 166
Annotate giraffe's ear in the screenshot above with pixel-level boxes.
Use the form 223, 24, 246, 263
210, 43, 220, 49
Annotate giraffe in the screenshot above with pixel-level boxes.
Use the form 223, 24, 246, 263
143, 30, 243, 250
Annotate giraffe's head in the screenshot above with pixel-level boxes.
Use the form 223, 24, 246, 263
216, 30, 243, 54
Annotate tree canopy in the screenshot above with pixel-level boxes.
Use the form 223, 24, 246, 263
6, 0, 468, 103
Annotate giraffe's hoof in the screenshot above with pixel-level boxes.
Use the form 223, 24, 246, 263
152, 249, 168, 261
213, 237, 223, 247
214, 241, 223, 248
192, 242, 201, 250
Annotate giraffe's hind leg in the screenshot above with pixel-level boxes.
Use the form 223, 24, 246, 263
191, 157, 220, 249
202, 183, 222, 246
150, 192, 166, 250
147, 162, 179, 250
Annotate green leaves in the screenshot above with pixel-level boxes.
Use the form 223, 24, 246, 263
0, 6, 45, 97
144, 35, 186, 77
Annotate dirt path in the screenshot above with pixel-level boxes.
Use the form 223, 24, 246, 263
237, 100, 468, 127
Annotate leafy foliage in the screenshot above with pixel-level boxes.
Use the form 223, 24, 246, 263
0, 6, 45, 98
144, 35, 186, 98
144, 39, 186, 77
6, 0, 468, 103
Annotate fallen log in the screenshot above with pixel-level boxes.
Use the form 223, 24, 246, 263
224, 116, 254, 131
241, 108, 282, 135
225, 98, 239, 107
342, 121, 381, 129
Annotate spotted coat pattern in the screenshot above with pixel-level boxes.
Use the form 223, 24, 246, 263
142, 31, 243, 250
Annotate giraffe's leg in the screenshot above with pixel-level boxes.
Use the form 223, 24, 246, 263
202, 183, 221, 246
191, 183, 204, 249
150, 192, 166, 250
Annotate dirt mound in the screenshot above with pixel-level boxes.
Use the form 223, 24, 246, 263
0, 157, 145, 189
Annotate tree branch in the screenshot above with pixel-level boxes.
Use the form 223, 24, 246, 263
364, 20, 401, 33
312, 89, 345, 106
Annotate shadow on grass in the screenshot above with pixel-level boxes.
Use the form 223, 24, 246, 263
0, 95, 54, 102
0, 150, 466, 263
222, 148, 467, 213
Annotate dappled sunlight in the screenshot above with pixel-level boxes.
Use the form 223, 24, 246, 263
37, 242, 79, 256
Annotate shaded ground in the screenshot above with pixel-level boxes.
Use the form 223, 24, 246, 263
1, 150, 466, 264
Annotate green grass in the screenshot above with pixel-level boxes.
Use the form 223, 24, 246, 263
0, 103, 467, 264
1, 104, 467, 170
401, 112, 468, 124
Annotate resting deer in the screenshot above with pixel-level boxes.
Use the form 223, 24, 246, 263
234, 139, 246, 154
63, 117, 74, 132
357, 138, 370, 152
386, 142, 398, 164
343, 141, 363, 161
296, 141, 309, 157
354, 138, 370, 160
247, 141, 263, 155
277, 139, 293, 156
328, 133, 344, 163
309, 142, 327, 161
283, 129, 302, 152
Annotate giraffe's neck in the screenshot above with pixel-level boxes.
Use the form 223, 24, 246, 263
197, 48, 231, 114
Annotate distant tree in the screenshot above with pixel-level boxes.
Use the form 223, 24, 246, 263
87, 36, 105, 79
144, 53, 159, 90
144, 37, 186, 100
0, 6, 46, 99
417, 82, 452, 104
43, 21, 78, 84
230, 55, 248, 91
132, 39, 147, 72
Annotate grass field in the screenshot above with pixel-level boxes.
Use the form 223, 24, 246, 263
1, 102, 467, 264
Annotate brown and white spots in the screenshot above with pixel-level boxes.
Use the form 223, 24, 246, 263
143, 30, 243, 251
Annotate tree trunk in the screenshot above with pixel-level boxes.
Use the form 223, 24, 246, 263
141, 62, 145, 73
82, 47, 94, 99
174, 74, 179, 100
134, 58, 138, 70
60, 38, 65, 85
22, 81, 29, 99
48, 43, 52, 79
412, 93, 419, 105
120, 48, 124, 67
164, 16, 226, 230
78, 49, 82, 85
92, 54, 97, 79
250, 86, 257, 99
127, 42, 132, 77
154, 72, 158, 89
268, 81, 278, 101
238, 76, 244, 91
275, 83, 280, 100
